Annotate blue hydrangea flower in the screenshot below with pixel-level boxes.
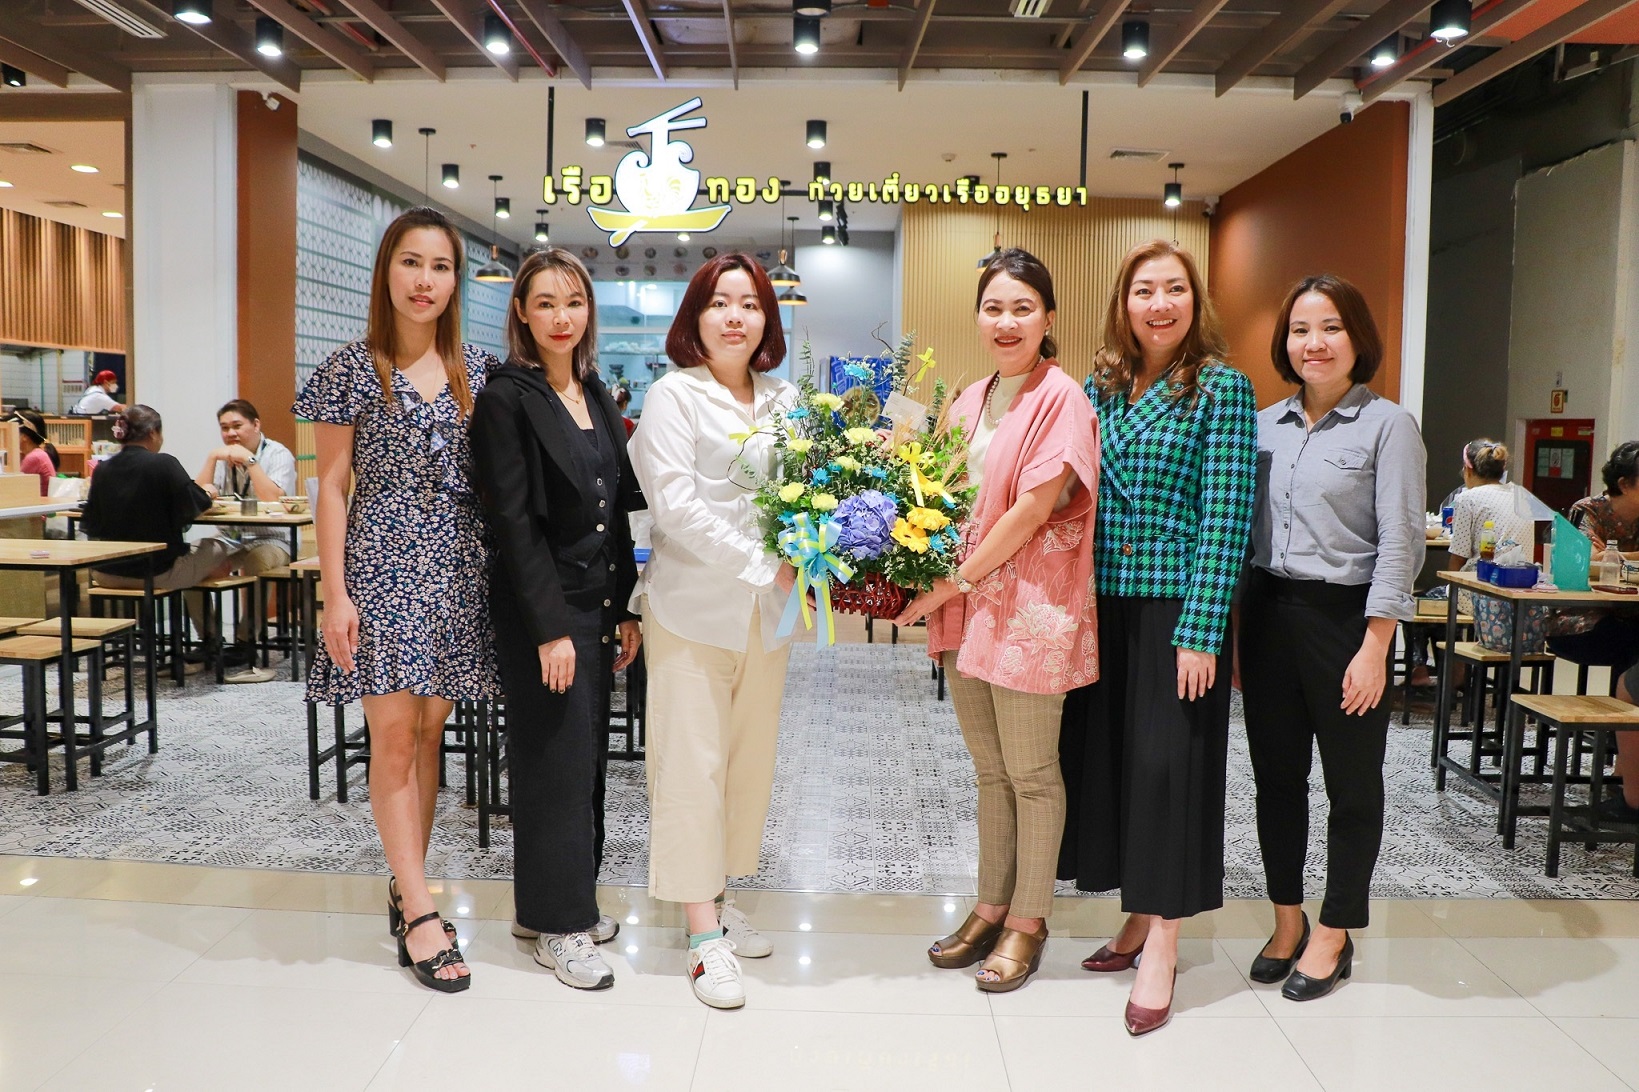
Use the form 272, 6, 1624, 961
830, 489, 898, 561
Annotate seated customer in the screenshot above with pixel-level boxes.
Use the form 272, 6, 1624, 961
9, 410, 58, 496
82, 405, 228, 592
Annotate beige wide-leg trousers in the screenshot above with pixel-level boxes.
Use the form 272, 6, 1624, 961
643, 604, 791, 904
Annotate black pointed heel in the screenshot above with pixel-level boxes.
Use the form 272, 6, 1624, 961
1250, 911, 1310, 984
1281, 933, 1352, 1002
396, 910, 471, 993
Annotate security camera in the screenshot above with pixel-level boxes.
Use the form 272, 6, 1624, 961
1202, 195, 1220, 218
1340, 90, 1362, 124
262, 92, 281, 111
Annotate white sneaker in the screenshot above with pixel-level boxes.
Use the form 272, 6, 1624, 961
534, 932, 615, 990
688, 936, 745, 1009
514, 913, 620, 944
719, 899, 772, 958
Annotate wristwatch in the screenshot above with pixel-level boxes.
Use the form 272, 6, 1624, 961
955, 575, 975, 594
244, 455, 258, 466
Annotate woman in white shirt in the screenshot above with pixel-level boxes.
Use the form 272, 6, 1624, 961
1448, 439, 1545, 654
628, 254, 798, 1012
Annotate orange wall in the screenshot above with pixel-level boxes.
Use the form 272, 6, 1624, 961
1209, 100, 1409, 409
236, 90, 298, 449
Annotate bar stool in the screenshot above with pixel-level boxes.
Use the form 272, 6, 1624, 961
1431, 639, 1556, 792
256, 567, 303, 680
1504, 694, 1639, 876
0, 634, 111, 794
90, 585, 187, 686
306, 701, 368, 802
190, 574, 259, 683
15, 619, 138, 739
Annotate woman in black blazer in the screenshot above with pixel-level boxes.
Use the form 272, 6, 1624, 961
471, 247, 643, 992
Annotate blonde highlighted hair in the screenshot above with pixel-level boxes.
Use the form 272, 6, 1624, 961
1092, 238, 1227, 406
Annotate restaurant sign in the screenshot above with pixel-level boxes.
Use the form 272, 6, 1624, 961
546, 97, 1092, 247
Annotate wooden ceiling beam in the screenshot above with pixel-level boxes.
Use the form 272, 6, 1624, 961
898, 0, 939, 90
1057, 0, 1129, 86
515, 0, 592, 88
1360, 0, 1542, 103
1433, 0, 1639, 107
619, 0, 668, 80
427, 0, 520, 80
0, 39, 71, 88
336, 0, 446, 80
1138, 0, 1229, 87
721, 0, 739, 90
0, 91, 127, 121
1291, 0, 1430, 99
171, 14, 303, 93
245, 0, 376, 81
0, 14, 131, 91
1214, 0, 1351, 96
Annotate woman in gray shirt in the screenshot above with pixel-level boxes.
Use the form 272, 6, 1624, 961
1238, 275, 1426, 1002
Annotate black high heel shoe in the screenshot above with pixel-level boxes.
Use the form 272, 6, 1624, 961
389, 878, 460, 948
397, 910, 471, 993
1281, 933, 1352, 1002
1249, 911, 1310, 984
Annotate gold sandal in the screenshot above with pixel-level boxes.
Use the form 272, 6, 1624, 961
928, 911, 1005, 969
975, 923, 1048, 993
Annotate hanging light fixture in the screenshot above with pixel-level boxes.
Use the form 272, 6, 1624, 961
495, 196, 511, 219
976, 152, 1006, 268
1121, 20, 1149, 61
483, 12, 512, 55
1, 65, 24, 88
534, 212, 550, 243
813, 161, 831, 184
794, 14, 821, 55
372, 119, 393, 149
173, 0, 212, 25
1164, 162, 1184, 208
442, 163, 460, 189
806, 119, 827, 149
419, 127, 436, 197
1430, 0, 1470, 42
1370, 35, 1399, 68
821, 225, 837, 245
585, 118, 606, 147
818, 199, 834, 222
794, 0, 831, 14
255, 16, 283, 57
475, 175, 514, 284
769, 203, 801, 287
677, 231, 690, 241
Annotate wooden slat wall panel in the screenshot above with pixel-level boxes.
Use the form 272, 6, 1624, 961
901, 200, 1211, 396
0, 209, 126, 353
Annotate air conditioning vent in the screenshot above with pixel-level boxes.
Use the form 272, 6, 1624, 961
43, 200, 88, 208
1108, 147, 1169, 161
1011, 0, 1050, 15
71, 0, 166, 39
0, 142, 59, 156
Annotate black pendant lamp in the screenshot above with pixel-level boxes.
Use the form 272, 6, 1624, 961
769, 200, 801, 288
976, 152, 1006, 269
474, 174, 514, 284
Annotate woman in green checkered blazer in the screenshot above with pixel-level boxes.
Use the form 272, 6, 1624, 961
1056, 239, 1258, 1036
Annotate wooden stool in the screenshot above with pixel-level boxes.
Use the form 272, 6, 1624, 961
1431, 639, 1556, 793
0, 635, 111, 794
190, 575, 258, 684
256, 566, 302, 680
91, 585, 187, 686
306, 700, 369, 802
1398, 603, 1473, 725
1505, 694, 1639, 877
17, 617, 137, 701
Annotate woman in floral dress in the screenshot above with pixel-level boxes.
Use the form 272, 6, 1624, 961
896, 248, 1099, 995
295, 206, 500, 993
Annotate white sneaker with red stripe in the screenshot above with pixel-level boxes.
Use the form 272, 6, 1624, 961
688, 936, 745, 1009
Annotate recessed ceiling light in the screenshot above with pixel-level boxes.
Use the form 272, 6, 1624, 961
70, 164, 99, 174
103, 210, 123, 218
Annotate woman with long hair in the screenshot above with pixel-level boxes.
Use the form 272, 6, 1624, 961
1238, 275, 1425, 1001
896, 248, 1099, 994
471, 247, 643, 991
1057, 239, 1257, 1035
627, 253, 799, 1010
294, 206, 500, 993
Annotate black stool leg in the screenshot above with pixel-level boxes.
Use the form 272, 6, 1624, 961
1546, 721, 1570, 877
334, 705, 349, 803
27, 664, 48, 796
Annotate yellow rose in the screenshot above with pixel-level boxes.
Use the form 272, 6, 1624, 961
892, 518, 930, 553
834, 455, 861, 472
845, 427, 879, 446
811, 393, 843, 411
811, 493, 839, 511
907, 506, 950, 531
787, 437, 814, 454
778, 482, 806, 504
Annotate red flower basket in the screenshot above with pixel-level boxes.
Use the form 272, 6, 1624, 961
830, 571, 910, 620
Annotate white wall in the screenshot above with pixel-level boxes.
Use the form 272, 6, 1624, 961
782, 230, 897, 385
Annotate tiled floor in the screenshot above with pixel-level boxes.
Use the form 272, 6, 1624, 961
2, 855, 1638, 1092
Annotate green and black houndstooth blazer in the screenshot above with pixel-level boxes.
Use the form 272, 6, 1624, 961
1085, 362, 1258, 653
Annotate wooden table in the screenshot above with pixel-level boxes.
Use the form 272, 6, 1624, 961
0, 500, 83, 521
1432, 570, 1638, 815
191, 508, 312, 561
0, 539, 165, 785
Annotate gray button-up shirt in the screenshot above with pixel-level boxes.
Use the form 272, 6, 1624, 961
1251, 383, 1427, 620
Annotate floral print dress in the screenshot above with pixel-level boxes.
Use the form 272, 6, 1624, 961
294, 340, 502, 705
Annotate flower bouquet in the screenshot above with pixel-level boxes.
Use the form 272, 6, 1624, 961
749, 335, 975, 643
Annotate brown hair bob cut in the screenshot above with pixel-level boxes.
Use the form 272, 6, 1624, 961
1269, 273, 1384, 386
365, 206, 473, 417
665, 253, 786, 373
505, 247, 599, 381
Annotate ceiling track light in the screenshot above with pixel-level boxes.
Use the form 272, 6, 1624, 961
372, 118, 393, 149
483, 11, 512, 55
255, 15, 283, 57
1164, 161, 1184, 209
442, 162, 460, 189
495, 197, 511, 219
475, 174, 514, 284
806, 119, 827, 150
821, 225, 836, 245
1430, 0, 1470, 42
1, 64, 24, 88
585, 117, 606, 147
172, 0, 211, 25
1369, 34, 1399, 68
977, 152, 1006, 268
1121, 19, 1149, 61
794, 0, 831, 14
818, 199, 834, 222
535, 210, 550, 243
813, 160, 831, 184
794, 14, 821, 55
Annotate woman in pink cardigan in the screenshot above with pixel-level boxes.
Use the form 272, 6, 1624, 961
895, 248, 1099, 993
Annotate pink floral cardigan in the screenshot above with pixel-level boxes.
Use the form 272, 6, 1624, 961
927, 360, 1100, 695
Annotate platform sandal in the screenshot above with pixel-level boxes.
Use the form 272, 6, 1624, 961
975, 923, 1047, 994
396, 910, 471, 993
928, 911, 1005, 969
388, 878, 460, 949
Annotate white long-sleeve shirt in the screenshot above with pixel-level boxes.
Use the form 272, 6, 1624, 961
628, 366, 796, 652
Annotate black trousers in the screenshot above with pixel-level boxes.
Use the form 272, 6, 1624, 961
1058, 596, 1231, 919
1239, 570, 1388, 930
493, 595, 613, 935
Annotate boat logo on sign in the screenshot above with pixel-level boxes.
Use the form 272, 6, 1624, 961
587, 98, 731, 247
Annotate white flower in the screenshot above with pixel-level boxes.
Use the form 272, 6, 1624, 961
1005, 602, 1076, 651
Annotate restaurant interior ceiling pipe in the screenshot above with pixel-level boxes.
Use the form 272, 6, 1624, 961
372, 119, 392, 149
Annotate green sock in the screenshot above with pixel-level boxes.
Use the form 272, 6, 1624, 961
689, 928, 724, 950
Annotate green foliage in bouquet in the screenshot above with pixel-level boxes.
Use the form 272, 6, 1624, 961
748, 334, 976, 593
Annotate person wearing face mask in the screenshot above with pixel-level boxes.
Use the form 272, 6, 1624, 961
470, 247, 644, 992
1056, 239, 1257, 1036
1238, 275, 1426, 1003
627, 253, 799, 1011
895, 248, 1099, 995
294, 206, 501, 994
71, 370, 124, 416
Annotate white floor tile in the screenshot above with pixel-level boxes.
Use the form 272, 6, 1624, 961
1553, 1017, 1639, 1088
1277, 1016, 1630, 1092
5, 896, 251, 981
0, 894, 27, 922
737, 929, 993, 1016
366, 996, 706, 1090
178, 907, 456, 995
458, 920, 695, 1008
995, 1015, 1321, 1090
984, 939, 1265, 1019
691, 1009, 1007, 1091
37, 981, 427, 1092
1460, 936, 1639, 1017
0, 973, 163, 1092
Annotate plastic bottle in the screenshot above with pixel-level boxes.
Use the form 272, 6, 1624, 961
1601, 543, 1622, 586
1479, 520, 1497, 561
